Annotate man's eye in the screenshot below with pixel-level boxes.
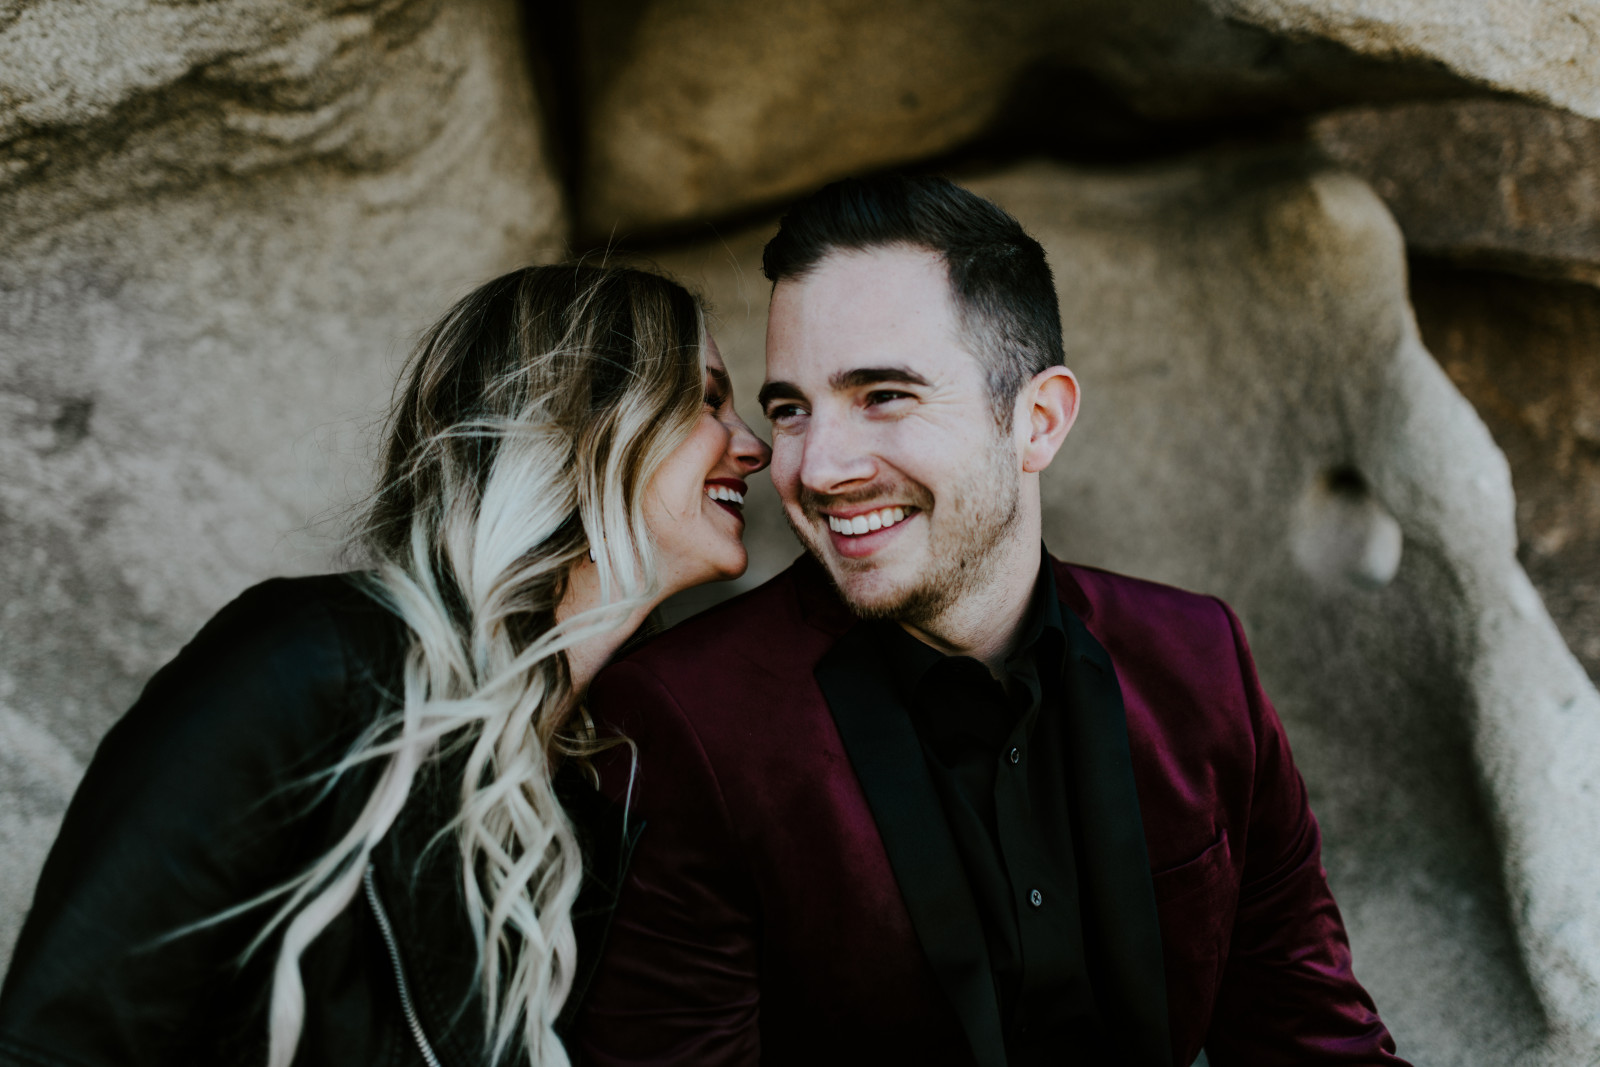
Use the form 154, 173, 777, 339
766, 403, 806, 421
865, 390, 912, 406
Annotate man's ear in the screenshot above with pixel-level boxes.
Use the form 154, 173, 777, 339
1019, 366, 1080, 474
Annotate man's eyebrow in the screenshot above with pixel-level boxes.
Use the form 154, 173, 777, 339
757, 379, 804, 409
758, 366, 932, 410
829, 366, 932, 391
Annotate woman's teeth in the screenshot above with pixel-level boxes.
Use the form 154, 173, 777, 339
706, 485, 745, 505
827, 507, 908, 536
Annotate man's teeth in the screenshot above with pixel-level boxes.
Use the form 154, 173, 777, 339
705, 485, 745, 505
827, 507, 908, 536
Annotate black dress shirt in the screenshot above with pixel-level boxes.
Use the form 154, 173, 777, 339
873, 553, 1113, 1063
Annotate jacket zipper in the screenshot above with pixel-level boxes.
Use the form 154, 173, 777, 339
364, 863, 446, 1067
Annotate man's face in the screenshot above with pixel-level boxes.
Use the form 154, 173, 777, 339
761, 246, 1023, 624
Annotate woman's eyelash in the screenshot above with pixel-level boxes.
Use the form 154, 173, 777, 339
705, 388, 727, 407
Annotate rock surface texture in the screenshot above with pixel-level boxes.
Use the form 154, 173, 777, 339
0, 0, 565, 969
1313, 99, 1600, 285
1208, 0, 1600, 119
1411, 267, 1600, 687
573, 0, 1471, 236
657, 155, 1600, 1064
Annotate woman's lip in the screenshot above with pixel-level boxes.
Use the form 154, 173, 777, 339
712, 499, 744, 522
705, 477, 749, 493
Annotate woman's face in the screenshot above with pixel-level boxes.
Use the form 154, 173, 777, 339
646, 336, 772, 597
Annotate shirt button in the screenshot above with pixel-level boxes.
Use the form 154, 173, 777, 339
1008, 747, 1021, 765
1029, 888, 1043, 907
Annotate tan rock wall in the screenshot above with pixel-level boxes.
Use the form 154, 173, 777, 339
573, 0, 1471, 236
0, 0, 566, 968
1208, 0, 1600, 120
1312, 100, 1600, 285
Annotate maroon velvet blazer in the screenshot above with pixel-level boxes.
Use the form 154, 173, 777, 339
574, 555, 1407, 1067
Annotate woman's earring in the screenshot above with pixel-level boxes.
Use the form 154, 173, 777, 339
588, 546, 597, 562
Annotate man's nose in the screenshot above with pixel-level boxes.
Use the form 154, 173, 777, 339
798, 412, 875, 494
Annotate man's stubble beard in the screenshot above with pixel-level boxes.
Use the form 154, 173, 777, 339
787, 433, 1022, 629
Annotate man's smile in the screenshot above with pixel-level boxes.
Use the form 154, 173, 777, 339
825, 505, 911, 536
820, 505, 920, 558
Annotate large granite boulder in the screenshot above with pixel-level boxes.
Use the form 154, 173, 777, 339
654, 153, 1600, 1063
572, 0, 1472, 237
0, 0, 566, 968
1209, 0, 1600, 120
1312, 99, 1600, 286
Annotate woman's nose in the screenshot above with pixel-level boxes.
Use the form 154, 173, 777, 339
729, 414, 771, 473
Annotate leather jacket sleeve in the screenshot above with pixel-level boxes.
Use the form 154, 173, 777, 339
0, 578, 371, 1067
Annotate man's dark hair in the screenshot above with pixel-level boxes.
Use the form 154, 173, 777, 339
762, 173, 1064, 426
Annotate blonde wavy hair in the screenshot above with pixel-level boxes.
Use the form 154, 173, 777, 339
255, 263, 707, 1067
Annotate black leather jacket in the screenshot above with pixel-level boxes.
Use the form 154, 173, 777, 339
0, 575, 637, 1067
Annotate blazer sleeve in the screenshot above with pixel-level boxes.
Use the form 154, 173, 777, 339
1202, 601, 1411, 1066
572, 660, 762, 1067
0, 585, 358, 1067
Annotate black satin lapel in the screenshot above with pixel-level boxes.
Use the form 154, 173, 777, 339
1059, 611, 1172, 1067
816, 628, 1008, 1067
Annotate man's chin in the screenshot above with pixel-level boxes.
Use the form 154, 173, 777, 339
789, 519, 917, 615
815, 552, 919, 619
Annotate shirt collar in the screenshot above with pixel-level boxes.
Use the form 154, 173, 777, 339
870, 545, 1066, 700
1011, 545, 1066, 674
